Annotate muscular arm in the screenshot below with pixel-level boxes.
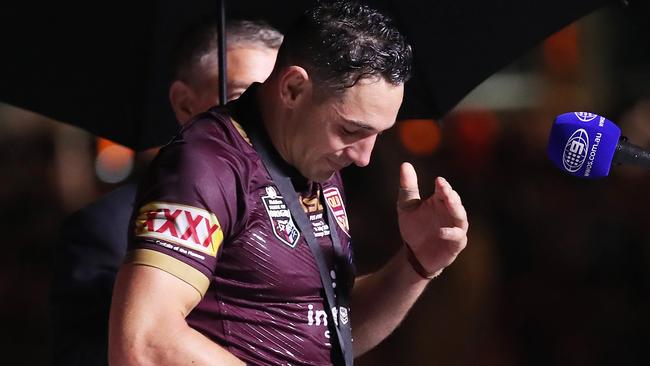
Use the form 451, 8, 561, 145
108, 264, 245, 366
351, 163, 469, 356
351, 247, 430, 356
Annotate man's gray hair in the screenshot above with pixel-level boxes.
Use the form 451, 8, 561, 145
171, 19, 283, 84
226, 20, 284, 49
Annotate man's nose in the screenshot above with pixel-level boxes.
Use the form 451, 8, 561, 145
346, 134, 377, 168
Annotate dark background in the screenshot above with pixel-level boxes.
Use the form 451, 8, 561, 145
1, 5, 649, 366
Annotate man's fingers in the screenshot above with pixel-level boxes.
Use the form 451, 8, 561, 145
434, 177, 455, 200
398, 162, 421, 209
435, 177, 469, 229
399, 162, 419, 193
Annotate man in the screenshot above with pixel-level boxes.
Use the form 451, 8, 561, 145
50, 20, 283, 366
109, 1, 469, 365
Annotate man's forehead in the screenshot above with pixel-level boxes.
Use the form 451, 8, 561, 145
333, 79, 404, 130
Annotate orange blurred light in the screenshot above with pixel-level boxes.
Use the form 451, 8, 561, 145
95, 138, 134, 183
455, 110, 500, 150
96, 137, 119, 153
398, 119, 441, 156
543, 24, 579, 76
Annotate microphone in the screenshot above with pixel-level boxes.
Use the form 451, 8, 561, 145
547, 112, 650, 179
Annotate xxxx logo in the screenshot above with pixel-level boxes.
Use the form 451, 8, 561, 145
135, 202, 223, 257
323, 187, 349, 236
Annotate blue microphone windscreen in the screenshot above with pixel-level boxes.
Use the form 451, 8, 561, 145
547, 112, 621, 179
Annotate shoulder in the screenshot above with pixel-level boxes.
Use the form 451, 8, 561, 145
153, 110, 257, 183
135, 112, 262, 239
179, 108, 253, 155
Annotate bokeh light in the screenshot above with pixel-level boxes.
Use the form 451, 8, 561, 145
95, 138, 134, 183
398, 119, 441, 156
543, 24, 580, 77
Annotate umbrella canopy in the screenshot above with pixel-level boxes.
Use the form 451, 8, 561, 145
0, 0, 621, 150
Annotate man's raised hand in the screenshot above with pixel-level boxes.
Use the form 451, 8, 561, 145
397, 162, 468, 278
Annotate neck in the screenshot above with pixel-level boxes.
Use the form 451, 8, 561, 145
257, 80, 294, 168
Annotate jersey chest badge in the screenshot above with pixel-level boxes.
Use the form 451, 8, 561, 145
261, 186, 300, 248
323, 187, 350, 236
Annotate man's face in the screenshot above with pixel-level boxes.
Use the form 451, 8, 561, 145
193, 44, 278, 111
287, 77, 404, 182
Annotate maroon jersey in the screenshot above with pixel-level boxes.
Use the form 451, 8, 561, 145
127, 86, 355, 366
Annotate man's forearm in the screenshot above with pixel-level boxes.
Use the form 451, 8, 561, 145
351, 246, 432, 356
109, 320, 245, 366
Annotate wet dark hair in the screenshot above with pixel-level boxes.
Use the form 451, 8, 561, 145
171, 19, 283, 84
276, 0, 412, 95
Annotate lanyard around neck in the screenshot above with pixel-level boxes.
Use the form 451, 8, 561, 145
246, 121, 354, 366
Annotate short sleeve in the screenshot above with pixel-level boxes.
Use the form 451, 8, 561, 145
126, 117, 249, 297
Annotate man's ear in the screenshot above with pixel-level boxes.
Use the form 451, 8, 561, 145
169, 80, 196, 125
278, 66, 310, 109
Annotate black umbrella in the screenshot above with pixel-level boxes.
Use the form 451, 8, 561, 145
0, 0, 625, 150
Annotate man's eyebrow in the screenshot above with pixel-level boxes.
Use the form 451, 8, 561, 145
341, 117, 376, 132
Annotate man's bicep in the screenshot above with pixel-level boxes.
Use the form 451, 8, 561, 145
109, 263, 206, 365
110, 262, 248, 366
111, 262, 203, 322
125, 247, 211, 296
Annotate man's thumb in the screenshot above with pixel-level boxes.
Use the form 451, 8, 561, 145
398, 162, 420, 209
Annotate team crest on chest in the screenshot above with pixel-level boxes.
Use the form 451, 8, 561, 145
323, 187, 350, 236
261, 186, 300, 248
